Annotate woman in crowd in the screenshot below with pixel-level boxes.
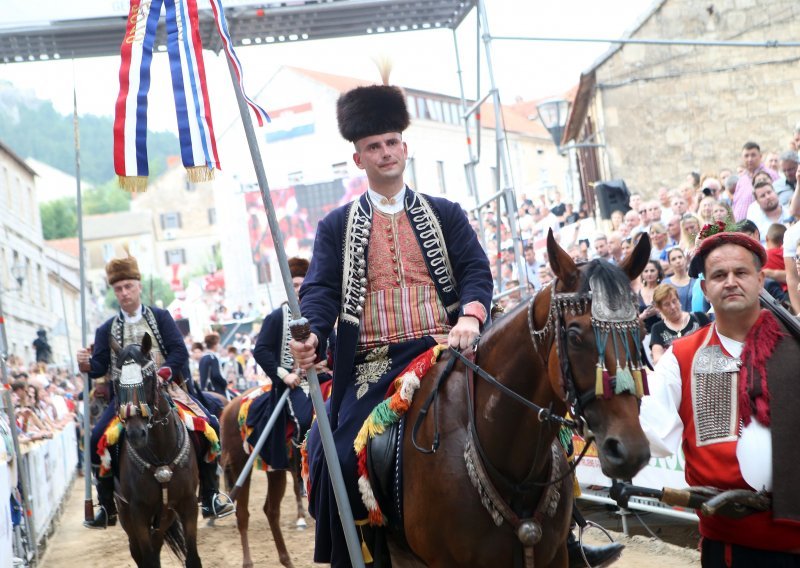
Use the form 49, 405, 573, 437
662, 248, 694, 310
680, 213, 702, 252
711, 201, 734, 224
637, 259, 664, 334
697, 196, 717, 225
610, 210, 625, 232
649, 283, 711, 364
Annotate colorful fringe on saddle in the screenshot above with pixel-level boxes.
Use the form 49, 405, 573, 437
97, 405, 220, 477
353, 345, 445, 526
175, 402, 220, 462
236, 384, 272, 471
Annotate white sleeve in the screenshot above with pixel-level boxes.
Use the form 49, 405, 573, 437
639, 347, 684, 458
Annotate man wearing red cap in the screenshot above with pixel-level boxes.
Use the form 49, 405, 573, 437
641, 228, 800, 565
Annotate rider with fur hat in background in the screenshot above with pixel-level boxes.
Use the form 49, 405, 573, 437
77, 253, 232, 528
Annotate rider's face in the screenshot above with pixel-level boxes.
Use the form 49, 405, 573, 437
113, 279, 143, 315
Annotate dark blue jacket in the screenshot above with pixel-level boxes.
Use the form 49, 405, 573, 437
299, 189, 492, 427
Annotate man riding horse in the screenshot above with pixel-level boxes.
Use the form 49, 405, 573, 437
78, 254, 233, 528
290, 85, 622, 567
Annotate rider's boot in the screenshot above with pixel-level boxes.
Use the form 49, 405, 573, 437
199, 459, 234, 519
84, 472, 117, 529
567, 530, 624, 568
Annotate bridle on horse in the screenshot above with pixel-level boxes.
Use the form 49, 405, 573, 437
113, 352, 191, 505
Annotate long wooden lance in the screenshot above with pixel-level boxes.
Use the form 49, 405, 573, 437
224, 57, 365, 568
228, 388, 290, 501
72, 80, 94, 522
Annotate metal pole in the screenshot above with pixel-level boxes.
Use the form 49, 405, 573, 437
72, 79, 93, 521
477, 0, 528, 293
0, 288, 38, 564
56, 263, 76, 374
224, 56, 365, 568
489, 35, 800, 48
229, 388, 290, 501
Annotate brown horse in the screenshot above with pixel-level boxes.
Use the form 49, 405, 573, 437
112, 333, 201, 568
220, 389, 308, 568
389, 231, 653, 567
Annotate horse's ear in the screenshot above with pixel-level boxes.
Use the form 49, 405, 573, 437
110, 337, 121, 355
546, 229, 578, 291
619, 234, 652, 281
141, 333, 152, 356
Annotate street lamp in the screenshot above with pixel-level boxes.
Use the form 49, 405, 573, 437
536, 98, 571, 151
10, 260, 25, 291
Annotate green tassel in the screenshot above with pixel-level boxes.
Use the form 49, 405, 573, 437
615, 365, 635, 395
558, 425, 572, 452
632, 368, 644, 398
595, 366, 604, 397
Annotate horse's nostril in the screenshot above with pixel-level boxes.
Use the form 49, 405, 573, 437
602, 437, 626, 463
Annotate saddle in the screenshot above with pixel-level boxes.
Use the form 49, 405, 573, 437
366, 418, 405, 532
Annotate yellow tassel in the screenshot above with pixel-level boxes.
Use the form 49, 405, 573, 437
595, 366, 604, 397
355, 521, 374, 563
117, 175, 149, 192
632, 368, 644, 398
186, 165, 214, 183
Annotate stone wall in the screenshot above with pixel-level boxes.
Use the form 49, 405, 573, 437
593, 0, 800, 196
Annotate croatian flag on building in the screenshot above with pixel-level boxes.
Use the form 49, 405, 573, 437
265, 102, 315, 142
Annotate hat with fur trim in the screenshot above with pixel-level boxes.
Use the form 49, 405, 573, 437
288, 257, 310, 279
336, 85, 410, 143
688, 229, 767, 278
105, 255, 141, 285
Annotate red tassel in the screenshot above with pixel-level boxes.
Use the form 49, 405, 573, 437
738, 310, 783, 426
602, 371, 614, 400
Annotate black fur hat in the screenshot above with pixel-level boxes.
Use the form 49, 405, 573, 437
336, 85, 410, 143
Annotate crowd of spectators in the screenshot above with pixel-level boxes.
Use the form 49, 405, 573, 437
478, 136, 800, 364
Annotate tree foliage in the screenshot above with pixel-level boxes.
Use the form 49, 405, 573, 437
105, 276, 176, 312
40, 197, 78, 240
0, 93, 178, 185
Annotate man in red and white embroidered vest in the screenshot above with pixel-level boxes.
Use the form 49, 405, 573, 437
291, 85, 493, 566
640, 229, 800, 566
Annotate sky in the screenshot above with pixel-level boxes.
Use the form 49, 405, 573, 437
0, 0, 655, 134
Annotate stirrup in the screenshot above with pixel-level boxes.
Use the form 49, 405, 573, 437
212, 492, 235, 519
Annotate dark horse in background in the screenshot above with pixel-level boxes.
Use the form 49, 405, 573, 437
111, 333, 201, 568
380, 231, 653, 567
220, 387, 310, 568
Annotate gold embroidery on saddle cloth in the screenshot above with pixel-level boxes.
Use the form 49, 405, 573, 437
355, 346, 392, 399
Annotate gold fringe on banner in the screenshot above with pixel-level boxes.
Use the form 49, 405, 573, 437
186, 166, 215, 183
118, 175, 149, 193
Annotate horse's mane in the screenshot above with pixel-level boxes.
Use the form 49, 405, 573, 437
579, 259, 631, 297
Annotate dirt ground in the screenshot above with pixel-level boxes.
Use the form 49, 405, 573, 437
40, 477, 699, 567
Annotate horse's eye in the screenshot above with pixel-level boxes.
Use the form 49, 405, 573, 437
568, 329, 583, 346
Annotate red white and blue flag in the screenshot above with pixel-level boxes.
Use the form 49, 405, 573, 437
114, 0, 269, 192
265, 102, 315, 142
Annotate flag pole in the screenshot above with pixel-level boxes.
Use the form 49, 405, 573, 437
72, 70, 94, 522
223, 56, 365, 568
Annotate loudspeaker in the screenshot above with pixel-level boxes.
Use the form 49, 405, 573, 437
594, 179, 631, 220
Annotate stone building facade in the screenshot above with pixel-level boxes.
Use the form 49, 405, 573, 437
564, 0, 800, 201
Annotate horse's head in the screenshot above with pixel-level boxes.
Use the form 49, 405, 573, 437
111, 332, 159, 450
538, 230, 651, 480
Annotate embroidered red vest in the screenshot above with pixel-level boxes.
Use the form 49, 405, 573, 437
672, 324, 800, 552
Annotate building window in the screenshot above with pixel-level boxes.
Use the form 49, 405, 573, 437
490, 166, 499, 192
437, 161, 446, 195
165, 249, 186, 265
416, 98, 429, 120
185, 179, 197, 192
332, 162, 349, 178
208, 208, 217, 225
160, 212, 182, 229
450, 103, 462, 125
407, 95, 417, 119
